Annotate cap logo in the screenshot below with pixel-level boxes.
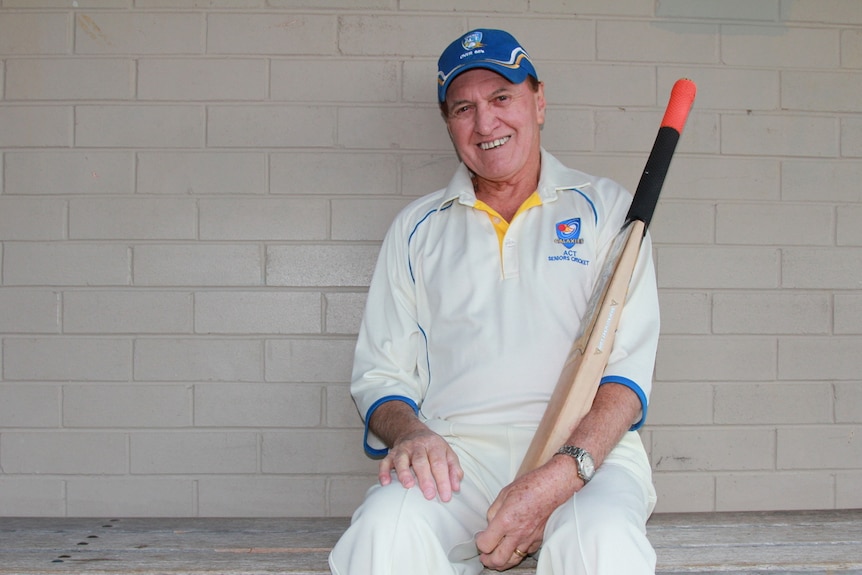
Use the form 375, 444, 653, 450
462, 31, 484, 51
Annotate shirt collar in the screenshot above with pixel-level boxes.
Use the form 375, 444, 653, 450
437, 148, 593, 210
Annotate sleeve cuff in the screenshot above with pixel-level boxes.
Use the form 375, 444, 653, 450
362, 395, 419, 458
599, 376, 648, 430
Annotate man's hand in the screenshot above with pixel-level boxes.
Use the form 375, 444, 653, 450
475, 454, 580, 570
379, 427, 463, 502
370, 400, 464, 502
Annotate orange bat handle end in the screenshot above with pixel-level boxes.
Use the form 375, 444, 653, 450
661, 78, 697, 133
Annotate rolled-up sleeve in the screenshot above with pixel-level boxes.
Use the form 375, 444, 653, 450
351, 213, 426, 457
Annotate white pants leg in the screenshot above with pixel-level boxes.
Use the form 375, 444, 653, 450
536, 432, 657, 575
328, 473, 489, 575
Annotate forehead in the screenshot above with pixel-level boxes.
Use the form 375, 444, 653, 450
446, 68, 517, 100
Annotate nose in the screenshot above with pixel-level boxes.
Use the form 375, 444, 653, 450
474, 102, 498, 136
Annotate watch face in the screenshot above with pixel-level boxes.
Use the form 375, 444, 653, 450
579, 453, 595, 478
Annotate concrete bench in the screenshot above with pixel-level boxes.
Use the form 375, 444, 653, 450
1, 510, 860, 574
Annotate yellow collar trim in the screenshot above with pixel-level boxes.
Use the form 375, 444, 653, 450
474, 191, 543, 249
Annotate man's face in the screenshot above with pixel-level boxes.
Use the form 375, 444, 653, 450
444, 68, 545, 186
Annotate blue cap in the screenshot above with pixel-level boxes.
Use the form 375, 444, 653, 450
437, 29, 538, 103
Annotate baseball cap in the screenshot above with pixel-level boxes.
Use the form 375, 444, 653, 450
437, 29, 538, 103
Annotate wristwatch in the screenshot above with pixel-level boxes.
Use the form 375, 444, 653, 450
555, 445, 595, 484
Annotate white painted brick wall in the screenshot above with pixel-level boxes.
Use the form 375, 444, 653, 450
1, 1, 860, 518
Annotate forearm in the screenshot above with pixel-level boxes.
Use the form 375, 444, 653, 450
368, 399, 429, 448
560, 382, 642, 471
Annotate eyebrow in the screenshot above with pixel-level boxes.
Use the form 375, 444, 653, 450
448, 86, 514, 111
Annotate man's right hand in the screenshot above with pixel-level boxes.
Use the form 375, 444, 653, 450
370, 401, 464, 502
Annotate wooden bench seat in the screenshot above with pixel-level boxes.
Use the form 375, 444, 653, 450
1, 510, 860, 574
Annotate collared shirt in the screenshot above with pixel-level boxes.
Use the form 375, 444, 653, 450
353, 149, 660, 456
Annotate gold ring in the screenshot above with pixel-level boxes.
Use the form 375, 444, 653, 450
513, 548, 528, 558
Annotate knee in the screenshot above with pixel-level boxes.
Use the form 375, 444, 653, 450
540, 500, 655, 574
550, 500, 645, 548
349, 488, 415, 537
342, 483, 443, 544
329, 488, 417, 575
330, 484, 473, 575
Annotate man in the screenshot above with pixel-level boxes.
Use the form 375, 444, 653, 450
329, 29, 659, 575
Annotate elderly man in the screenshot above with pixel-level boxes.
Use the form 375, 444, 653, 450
329, 29, 659, 575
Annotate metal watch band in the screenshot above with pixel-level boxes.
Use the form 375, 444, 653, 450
554, 444, 595, 483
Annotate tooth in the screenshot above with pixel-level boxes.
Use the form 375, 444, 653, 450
481, 137, 509, 150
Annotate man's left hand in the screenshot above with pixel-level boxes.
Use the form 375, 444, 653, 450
475, 455, 581, 570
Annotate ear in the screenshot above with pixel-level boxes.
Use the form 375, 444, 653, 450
535, 81, 546, 125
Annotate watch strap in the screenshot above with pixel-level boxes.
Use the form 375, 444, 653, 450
555, 444, 594, 483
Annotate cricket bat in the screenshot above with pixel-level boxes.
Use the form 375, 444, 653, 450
517, 78, 697, 477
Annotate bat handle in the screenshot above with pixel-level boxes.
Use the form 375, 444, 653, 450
625, 79, 696, 231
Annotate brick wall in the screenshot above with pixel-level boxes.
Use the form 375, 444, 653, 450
0, 0, 859, 517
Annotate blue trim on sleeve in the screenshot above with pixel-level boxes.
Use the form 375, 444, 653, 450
599, 376, 648, 430
363, 395, 420, 457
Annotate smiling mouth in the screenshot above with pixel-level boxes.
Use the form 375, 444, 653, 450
479, 136, 510, 151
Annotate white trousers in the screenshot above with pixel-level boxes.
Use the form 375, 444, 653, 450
329, 421, 657, 575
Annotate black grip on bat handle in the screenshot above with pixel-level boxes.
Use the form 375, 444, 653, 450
625, 126, 680, 230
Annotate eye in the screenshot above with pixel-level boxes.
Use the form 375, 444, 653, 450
492, 91, 514, 105
451, 104, 473, 118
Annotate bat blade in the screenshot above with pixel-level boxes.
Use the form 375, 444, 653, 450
516, 79, 696, 478
517, 219, 644, 475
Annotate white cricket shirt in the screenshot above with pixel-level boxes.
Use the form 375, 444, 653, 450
352, 150, 660, 456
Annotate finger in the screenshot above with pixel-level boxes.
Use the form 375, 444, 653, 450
428, 449, 458, 502
497, 539, 531, 570
485, 493, 503, 523
475, 526, 504, 557
377, 455, 394, 486
388, 449, 417, 490
448, 450, 464, 493
408, 450, 440, 500
484, 481, 513, 524
512, 546, 529, 564
478, 537, 523, 571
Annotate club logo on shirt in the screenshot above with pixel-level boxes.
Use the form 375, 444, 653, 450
549, 217, 589, 266
555, 218, 582, 248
